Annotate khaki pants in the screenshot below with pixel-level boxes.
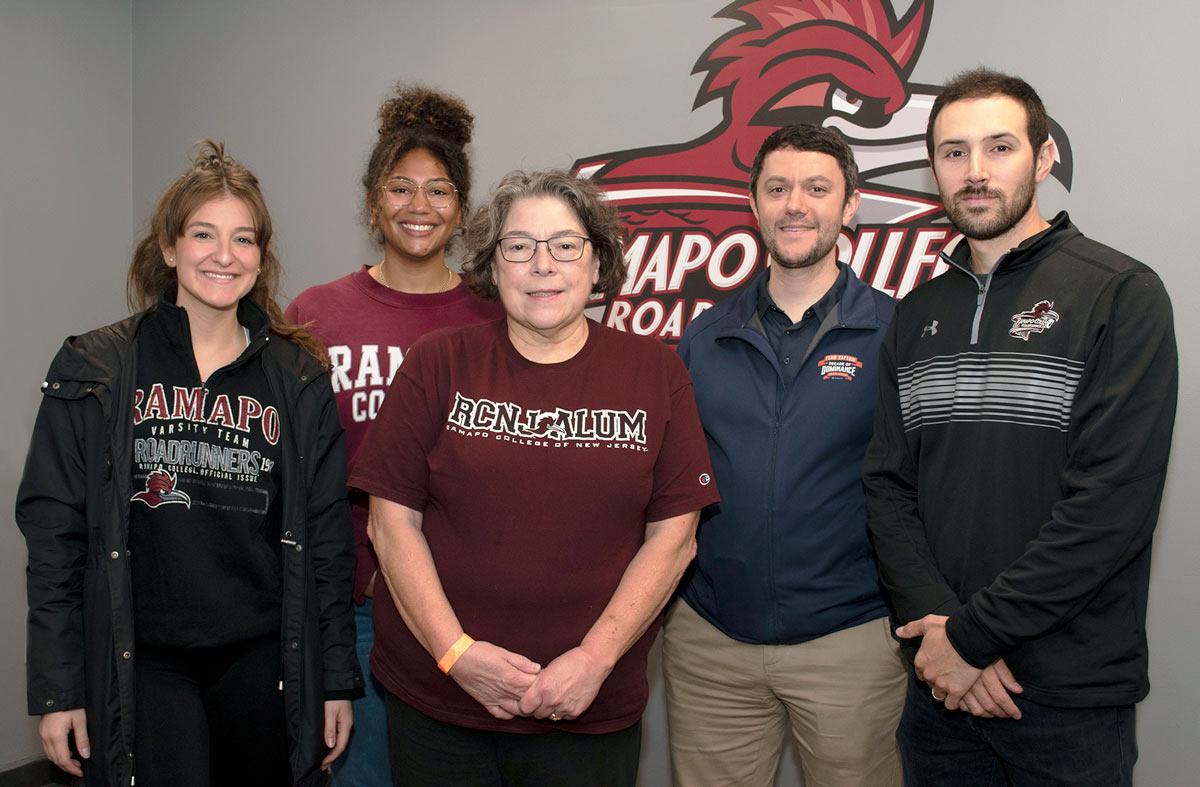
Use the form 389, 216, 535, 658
662, 600, 906, 787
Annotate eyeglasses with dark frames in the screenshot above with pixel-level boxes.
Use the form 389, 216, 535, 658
496, 235, 591, 263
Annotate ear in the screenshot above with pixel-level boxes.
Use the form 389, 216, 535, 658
159, 237, 176, 267
749, 191, 761, 227
927, 156, 940, 190
841, 189, 862, 226
1034, 139, 1056, 184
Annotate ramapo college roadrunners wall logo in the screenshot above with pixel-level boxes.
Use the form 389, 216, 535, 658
573, 0, 1074, 341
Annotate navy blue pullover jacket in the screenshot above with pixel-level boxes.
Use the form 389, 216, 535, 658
678, 264, 895, 644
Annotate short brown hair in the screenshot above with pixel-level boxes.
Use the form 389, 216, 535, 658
926, 68, 1049, 159
461, 170, 627, 301
749, 124, 859, 203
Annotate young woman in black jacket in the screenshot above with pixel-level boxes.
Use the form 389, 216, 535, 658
16, 141, 362, 787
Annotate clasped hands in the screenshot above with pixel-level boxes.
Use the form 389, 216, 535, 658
897, 614, 1024, 720
446, 640, 611, 723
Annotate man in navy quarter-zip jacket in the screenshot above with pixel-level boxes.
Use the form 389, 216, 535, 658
664, 124, 905, 787
863, 68, 1177, 787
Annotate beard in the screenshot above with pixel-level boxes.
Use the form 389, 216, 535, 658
762, 219, 841, 270
942, 171, 1037, 241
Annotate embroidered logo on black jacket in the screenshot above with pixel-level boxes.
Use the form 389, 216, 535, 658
1010, 300, 1060, 341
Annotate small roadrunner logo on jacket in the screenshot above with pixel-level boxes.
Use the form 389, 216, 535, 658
1010, 300, 1060, 341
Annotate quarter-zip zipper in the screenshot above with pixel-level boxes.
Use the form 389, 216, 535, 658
940, 251, 1006, 345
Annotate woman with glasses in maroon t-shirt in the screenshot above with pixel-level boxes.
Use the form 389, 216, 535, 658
352, 171, 720, 786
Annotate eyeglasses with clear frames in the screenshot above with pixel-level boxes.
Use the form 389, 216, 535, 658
381, 178, 458, 209
496, 236, 591, 263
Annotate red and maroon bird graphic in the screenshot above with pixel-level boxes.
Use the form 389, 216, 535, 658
131, 466, 192, 509
573, 0, 1073, 341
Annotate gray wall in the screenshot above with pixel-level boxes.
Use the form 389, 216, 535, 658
3, 1, 1197, 784
1, 0, 132, 770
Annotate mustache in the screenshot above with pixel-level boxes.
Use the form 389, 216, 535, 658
955, 186, 1004, 200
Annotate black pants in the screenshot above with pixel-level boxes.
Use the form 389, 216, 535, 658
133, 635, 291, 787
385, 692, 642, 787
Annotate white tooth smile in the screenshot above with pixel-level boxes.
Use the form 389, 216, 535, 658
402, 223, 435, 231
204, 272, 236, 280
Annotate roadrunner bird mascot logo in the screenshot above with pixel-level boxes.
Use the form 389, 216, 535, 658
131, 466, 193, 509
574, 0, 1073, 341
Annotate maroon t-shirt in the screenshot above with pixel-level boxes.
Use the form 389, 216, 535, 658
286, 267, 503, 600
350, 319, 719, 733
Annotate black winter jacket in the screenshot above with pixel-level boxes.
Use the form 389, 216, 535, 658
16, 297, 362, 786
863, 214, 1177, 708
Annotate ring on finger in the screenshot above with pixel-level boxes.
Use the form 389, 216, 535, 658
931, 688, 947, 702
548, 712, 562, 722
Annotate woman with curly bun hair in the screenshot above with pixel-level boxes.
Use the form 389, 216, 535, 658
17, 141, 362, 786
286, 84, 502, 784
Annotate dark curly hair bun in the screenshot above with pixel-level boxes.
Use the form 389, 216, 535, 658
362, 84, 476, 248
377, 85, 473, 147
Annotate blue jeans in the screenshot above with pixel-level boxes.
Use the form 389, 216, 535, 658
897, 671, 1136, 786
332, 599, 391, 786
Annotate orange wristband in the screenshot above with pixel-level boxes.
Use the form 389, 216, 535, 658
437, 633, 475, 674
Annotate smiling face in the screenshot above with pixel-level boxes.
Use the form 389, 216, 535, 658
931, 95, 1054, 244
751, 148, 859, 271
493, 195, 599, 353
374, 148, 461, 264
162, 195, 260, 319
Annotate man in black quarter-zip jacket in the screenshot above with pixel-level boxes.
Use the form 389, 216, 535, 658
863, 67, 1177, 787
